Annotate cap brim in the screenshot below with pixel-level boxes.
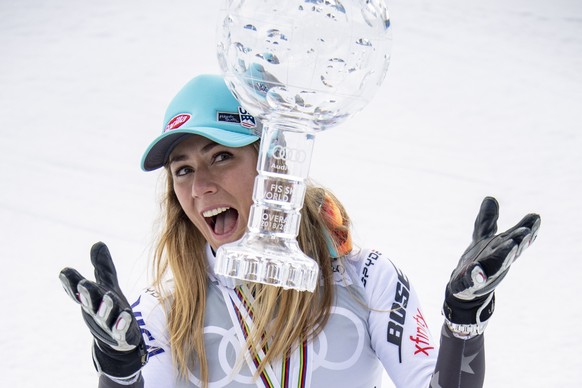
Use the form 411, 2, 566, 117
141, 128, 259, 171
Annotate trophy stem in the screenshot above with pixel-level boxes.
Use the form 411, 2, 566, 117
214, 119, 319, 292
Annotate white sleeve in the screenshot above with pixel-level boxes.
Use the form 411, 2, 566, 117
356, 248, 438, 388
131, 289, 178, 388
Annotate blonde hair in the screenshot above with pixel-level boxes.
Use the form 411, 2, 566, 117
151, 144, 351, 387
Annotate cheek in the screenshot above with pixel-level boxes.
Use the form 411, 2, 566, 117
236, 169, 257, 217
173, 184, 194, 218
173, 184, 187, 205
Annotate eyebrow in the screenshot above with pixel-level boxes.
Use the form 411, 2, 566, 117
168, 141, 221, 165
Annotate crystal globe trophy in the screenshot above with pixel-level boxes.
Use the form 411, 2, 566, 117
214, 0, 392, 291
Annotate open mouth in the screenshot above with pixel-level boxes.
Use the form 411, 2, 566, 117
203, 207, 239, 236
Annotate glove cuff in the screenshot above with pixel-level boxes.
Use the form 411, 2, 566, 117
92, 340, 148, 379
443, 290, 495, 324
443, 292, 495, 339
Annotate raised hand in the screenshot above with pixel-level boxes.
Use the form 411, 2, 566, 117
443, 197, 541, 337
60, 242, 147, 379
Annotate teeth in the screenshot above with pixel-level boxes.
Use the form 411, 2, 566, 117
203, 207, 230, 218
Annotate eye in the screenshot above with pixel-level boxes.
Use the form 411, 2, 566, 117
212, 151, 233, 164
173, 165, 194, 177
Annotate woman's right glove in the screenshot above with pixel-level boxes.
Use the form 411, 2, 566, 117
59, 242, 147, 382
443, 197, 541, 338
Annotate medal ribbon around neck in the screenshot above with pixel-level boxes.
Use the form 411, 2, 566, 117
221, 284, 312, 388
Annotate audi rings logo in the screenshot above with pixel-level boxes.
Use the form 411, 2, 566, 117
272, 145, 307, 163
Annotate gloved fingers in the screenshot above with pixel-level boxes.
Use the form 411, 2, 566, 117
111, 310, 132, 343
479, 239, 518, 278
78, 280, 129, 324
77, 279, 109, 316
469, 264, 487, 289
450, 263, 487, 300
474, 269, 510, 297
491, 226, 529, 253
95, 293, 116, 327
492, 213, 541, 260
123, 318, 145, 351
509, 226, 534, 260
77, 279, 115, 347
77, 281, 135, 349
475, 243, 516, 297
91, 242, 121, 292
531, 215, 541, 236
453, 239, 518, 300
496, 213, 540, 244
516, 215, 541, 255
110, 310, 140, 352
511, 213, 541, 234
472, 197, 499, 243
59, 267, 86, 304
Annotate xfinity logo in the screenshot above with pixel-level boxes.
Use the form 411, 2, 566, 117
410, 309, 434, 357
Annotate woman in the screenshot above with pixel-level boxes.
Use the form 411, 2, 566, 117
60, 74, 541, 388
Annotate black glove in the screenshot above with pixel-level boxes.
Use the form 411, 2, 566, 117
443, 197, 541, 335
59, 242, 147, 379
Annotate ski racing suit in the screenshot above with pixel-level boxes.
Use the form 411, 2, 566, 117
101, 244, 485, 387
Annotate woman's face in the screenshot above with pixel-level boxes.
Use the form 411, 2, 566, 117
169, 135, 257, 251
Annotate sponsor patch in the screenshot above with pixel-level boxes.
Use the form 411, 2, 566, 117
361, 250, 381, 287
387, 264, 410, 363
216, 107, 257, 130
409, 308, 434, 357
165, 113, 191, 132
238, 107, 256, 128
217, 111, 241, 124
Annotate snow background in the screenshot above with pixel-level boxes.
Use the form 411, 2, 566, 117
1, 0, 580, 386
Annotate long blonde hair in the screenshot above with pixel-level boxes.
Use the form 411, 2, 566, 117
151, 145, 351, 387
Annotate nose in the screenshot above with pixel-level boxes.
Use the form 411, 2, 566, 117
191, 167, 217, 198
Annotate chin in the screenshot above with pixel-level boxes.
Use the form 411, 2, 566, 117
211, 233, 244, 252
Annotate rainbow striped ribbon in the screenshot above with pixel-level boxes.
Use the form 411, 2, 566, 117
222, 285, 312, 388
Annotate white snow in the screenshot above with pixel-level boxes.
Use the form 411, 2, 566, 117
0, 0, 580, 387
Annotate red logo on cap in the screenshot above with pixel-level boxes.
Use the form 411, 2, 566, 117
165, 114, 191, 132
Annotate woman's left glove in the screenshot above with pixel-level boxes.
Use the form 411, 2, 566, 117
443, 197, 541, 338
59, 242, 147, 381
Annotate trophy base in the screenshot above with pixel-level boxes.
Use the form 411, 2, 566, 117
214, 234, 319, 292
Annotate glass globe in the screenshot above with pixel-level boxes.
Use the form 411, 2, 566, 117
214, 0, 392, 291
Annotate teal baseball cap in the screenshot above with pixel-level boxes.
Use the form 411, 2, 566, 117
141, 74, 261, 171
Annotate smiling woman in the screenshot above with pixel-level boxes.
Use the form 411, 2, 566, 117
59, 74, 541, 388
